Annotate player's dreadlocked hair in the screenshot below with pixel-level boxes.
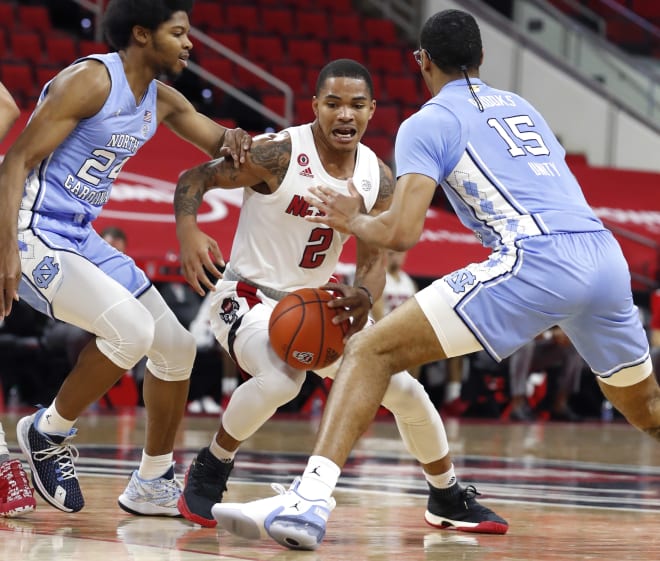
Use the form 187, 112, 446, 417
103, 0, 194, 51
420, 10, 483, 74
316, 59, 375, 99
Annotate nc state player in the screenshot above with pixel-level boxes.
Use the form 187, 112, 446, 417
173, 59, 507, 534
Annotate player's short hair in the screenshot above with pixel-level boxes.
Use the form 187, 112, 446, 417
103, 0, 194, 50
420, 9, 482, 73
315, 59, 374, 99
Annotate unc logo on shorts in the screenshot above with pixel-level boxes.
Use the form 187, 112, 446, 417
32, 256, 60, 289
219, 297, 240, 324
445, 268, 477, 294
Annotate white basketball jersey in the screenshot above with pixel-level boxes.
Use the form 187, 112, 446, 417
381, 271, 417, 316
228, 124, 380, 291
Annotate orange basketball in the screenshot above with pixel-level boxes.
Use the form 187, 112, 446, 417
269, 288, 350, 370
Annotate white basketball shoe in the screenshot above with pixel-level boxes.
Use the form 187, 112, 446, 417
211, 478, 336, 550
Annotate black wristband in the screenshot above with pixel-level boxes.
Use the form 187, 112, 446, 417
358, 285, 373, 308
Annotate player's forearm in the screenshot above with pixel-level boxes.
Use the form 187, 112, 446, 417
349, 211, 417, 252
174, 165, 211, 222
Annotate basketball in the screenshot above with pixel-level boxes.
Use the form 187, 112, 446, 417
269, 288, 350, 370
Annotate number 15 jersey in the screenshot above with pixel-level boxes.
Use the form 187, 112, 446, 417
395, 78, 604, 250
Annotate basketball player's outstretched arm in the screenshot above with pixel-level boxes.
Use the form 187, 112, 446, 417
174, 133, 292, 294
156, 81, 252, 166
322, 160, 396, 337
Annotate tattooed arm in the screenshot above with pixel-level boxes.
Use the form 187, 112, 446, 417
174, 132, 292, 294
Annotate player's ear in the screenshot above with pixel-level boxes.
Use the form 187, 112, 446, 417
132, 25, 150, 47
311, 96, 319, 118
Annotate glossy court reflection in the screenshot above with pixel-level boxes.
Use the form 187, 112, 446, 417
0, 411, 658, 561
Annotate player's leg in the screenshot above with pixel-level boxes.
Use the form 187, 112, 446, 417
118, 285, 196, 517
178, 286, 307, 526
598, 368, 660, 437
18, 242, 155, 513
560, 231, 659, 438
315, 316, 506, 534
212, 297, 461, 549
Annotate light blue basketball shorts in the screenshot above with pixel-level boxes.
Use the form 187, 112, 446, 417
18, 215, 150, 319
416, 230, 651, 383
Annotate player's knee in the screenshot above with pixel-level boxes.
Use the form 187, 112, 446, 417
259, 369, 306, 405
95, 299, 155, 370
147, 326, 196, 382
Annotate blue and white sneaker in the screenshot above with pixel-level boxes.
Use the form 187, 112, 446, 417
212, 478, 336, 550
16, 409, 83, 513
118, 464, 183, 517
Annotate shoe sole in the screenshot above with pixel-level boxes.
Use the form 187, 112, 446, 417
266, 518, 323, 550
212, 505, 263, 540
0, 502, 36, 518
117, 496, 182, 518
176, 495, 216, 527
16, 415, 78, 513
425, 511, 509, 535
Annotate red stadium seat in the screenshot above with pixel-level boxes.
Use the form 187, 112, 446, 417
190, 2, 223, 31
316, 0, 353, 14
0, 28, 7, 59
203, 31, 243, 56
45, 35, 79, 66
365, 18, 398, 45
79, 40, 108, 58
370, 103, 400, 135
271, 64, 306, 95
362, 133, 394, 164
235, 65, 267, 89
202, 57, 234, 82
0, 2, 14, 24
287, 38, 326, 67
367, 46, 405, 74
0, 62, 37, 101
17, 5, 52, 35
383, 74, 419, 104
225, 5, 259, 33
295, 98, 315, 123
328, 44, 365, 63
262, 93, 285, 116
261, 8, 295, 37
246, 35, 285, 65
330, 13, 362, 42
295, 12, 329, 40
10, 31, 43, 65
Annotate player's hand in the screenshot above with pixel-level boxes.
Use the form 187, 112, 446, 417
218, 128, 252, 168
321, 282, 370, 340
0, 245, 21, 319
304, 180, 364, 235
178, 227, 225, 295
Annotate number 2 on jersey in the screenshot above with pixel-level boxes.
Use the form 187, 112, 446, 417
299, 227, 333, 269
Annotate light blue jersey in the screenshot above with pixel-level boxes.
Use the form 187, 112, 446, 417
23, 52, 157, 230
396, 79, 604, 249
18, 53, 156, 315
402, 79, 650, 380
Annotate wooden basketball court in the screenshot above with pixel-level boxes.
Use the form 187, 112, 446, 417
1, 409, 659, 560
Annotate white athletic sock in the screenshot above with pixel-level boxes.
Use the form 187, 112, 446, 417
138, 451, 173, 480
209, 433, 236, 461
296, 455, 341, 500
444, 381, 462, 403
425, 464, 457, 489
37, 403, 75, 435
